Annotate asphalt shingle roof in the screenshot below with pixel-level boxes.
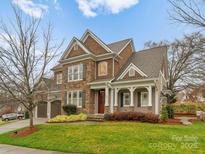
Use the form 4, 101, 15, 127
107, 39, 131, 53
116, 46, 167, 80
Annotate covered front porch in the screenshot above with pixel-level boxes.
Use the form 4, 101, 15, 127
89, 79, 160, 115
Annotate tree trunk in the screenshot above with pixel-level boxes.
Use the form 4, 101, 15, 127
29, 110, 34, 128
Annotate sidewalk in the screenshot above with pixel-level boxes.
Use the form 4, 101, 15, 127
0, 144, 74, 154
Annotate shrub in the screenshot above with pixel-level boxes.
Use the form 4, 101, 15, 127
104, 113, 113, 120
172, 102, 205, 115
48, 113, 87, 123
63, 104, 77, 115
25, 111, 29, 119
166, 105, 174, 119
104, 112, 159, 123
161, 105, 168, 121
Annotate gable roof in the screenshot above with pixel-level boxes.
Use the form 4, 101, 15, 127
116, 46, 167, 80
51, 64, 62, 71
107, 39, 132, 54
81, 29, 113, 53
60, 37, 94, 61
117, 63, 148, 80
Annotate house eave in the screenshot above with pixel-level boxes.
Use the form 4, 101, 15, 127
112, 78, 159, 85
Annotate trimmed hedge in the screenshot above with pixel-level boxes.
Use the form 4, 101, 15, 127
63, 104, 77, 115
104, 112, 159, 123
172, 102, 205, 115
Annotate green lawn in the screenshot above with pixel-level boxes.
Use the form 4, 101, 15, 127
0, 122, 204, 154
0, 121, 6, 125
0, 120, 17, 126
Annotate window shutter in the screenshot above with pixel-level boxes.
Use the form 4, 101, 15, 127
82, 91, 86, 108
120, 92, 123, 107
64, 91, 67, 105
83, 64, 86, 80
137, 92, 141, 107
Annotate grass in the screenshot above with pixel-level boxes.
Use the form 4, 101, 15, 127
0, 122, 204, 154
0, 120, 16, 126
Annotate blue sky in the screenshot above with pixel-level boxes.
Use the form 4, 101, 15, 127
0, 0, 195, 50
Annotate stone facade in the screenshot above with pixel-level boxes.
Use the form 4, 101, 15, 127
36, 30, 168, 118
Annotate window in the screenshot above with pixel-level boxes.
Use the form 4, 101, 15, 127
73, 91, 78, 105
98, 61, 108, 76
68, 64, 84, 81
129, 68, 135, 77
123, 92, 130, 106
56, 73, 62, 84
74, 44, 78, 50
67, 91, 83, 107
141, 92, 148, 106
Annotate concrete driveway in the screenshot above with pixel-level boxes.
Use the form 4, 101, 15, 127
0, 118, 47, 134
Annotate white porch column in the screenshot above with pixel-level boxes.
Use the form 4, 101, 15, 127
110, 89, 114, 113
148, 86, 152, 106
114, 88, 119, 106
129, 87, 135, 107
105, 87, 109, 107
47, 101, 51, 119
155, 88, 159, 114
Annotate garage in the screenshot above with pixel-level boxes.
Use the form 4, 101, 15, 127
51, 100, 61, 118
37, 101, 47, 118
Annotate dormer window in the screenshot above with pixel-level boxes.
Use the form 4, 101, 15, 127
98, 61, 107, 76
74, 44, 78, 51
129, 68, 135, 77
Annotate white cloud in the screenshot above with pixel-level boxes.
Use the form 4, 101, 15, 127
12, 0, 48, 18
76, 0, 139, 17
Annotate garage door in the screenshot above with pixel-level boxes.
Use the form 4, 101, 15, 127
51, 100, 61, 118
37, 102, 47, 118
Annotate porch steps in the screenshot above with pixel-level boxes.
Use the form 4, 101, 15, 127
87, 114, 104, 122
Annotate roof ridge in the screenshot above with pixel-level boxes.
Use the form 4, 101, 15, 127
107, 38, 132, 46
136, 46, 167, 53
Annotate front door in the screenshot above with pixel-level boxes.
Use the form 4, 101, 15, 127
98, 90, 105, 113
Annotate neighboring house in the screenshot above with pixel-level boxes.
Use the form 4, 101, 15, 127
0, 93, 23, 116
35, 30, 168, 118
177, 86, 205, 102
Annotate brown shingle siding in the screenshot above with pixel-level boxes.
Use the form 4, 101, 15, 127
114, 43, 133, 76
66, 46, 86, 58
84, 36, 108, 55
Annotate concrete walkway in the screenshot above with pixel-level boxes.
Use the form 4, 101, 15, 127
0, 144, 72, 154
0, 118, 47, 134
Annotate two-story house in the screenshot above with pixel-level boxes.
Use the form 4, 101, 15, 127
35, 30, 168, 118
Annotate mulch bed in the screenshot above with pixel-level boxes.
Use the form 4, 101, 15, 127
175, 114, 196, 117
10, 127, 39, 138
189, 118, 205, 122
160, 119, 182, 125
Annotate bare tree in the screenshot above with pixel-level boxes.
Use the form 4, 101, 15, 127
168, 0, 205, 29
144, 33, 205, 103
0, 7, 63, 128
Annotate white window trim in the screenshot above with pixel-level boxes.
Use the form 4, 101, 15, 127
68, 64, 83, 82
98, 61, 108, 76
141, 92, 149, 107
117, 63, 148, 80
56, 73, 62, 85
129, 68, 135, 77
123, 92, 130, 107
67, 90, 82, 108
